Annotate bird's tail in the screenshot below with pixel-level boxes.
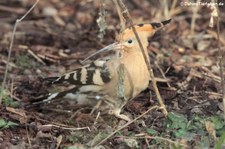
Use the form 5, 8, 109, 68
30, 86, 104, 106
31, 87, 79, 105
42, 77, 59, 84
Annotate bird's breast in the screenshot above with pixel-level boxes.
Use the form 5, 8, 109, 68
121, 52, 150, 98
103, 52, 150, 100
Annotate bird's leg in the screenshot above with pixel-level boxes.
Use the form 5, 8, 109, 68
90, 95, 114, 115
109, 108, 131, 122
90, 100, 102, 115
108, 98, 131, 122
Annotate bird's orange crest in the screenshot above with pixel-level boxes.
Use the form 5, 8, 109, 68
119, 19, 172, 41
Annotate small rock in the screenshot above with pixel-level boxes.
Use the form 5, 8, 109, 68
0, 137, 3, 143
178, 47, 185, 53
42, 6, 58, 16
10, 137, 19, 145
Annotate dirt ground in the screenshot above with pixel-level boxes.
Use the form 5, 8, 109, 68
0, 0, 225, 149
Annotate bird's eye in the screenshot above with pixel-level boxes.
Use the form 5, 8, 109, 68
127, 39, 133, 44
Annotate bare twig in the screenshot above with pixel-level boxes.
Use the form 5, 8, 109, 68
0, 5, 26, 14
94, 106, 159, 147
42, 124, 91, 131
113, 0, 126, 31
25, 125, 32, 148
27, 49, 46, 65
155, 62, 172, 88
169, 0, 178, 16
116, 0, 168, 116
0, 0, 40, 103
190, 0, 201, 35
35, 117, 91, 131
1, 59, 17, 68
93, 112, 101, 126
163, 0, 169, 19
56, 135, 63, 149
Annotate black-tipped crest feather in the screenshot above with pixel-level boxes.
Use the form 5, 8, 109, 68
150, 19, 172, 29
161, 19, 172, 25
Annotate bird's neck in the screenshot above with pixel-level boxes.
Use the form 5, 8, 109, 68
121, 46, 149, 64
121, 46, 149, 62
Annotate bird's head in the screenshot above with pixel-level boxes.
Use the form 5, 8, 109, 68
115, 19, 172, 53
82, 19, 171, 62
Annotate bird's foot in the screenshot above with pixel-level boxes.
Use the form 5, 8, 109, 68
109, 109, 131, 122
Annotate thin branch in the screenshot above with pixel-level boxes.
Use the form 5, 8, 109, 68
169, 0, 178, 16
190, 0, 201, 35
25, 125, 32, 148
116, 0, 168, 116
163, 0, 169, 19
94, 106, 159, 147
0, 0, 40, 103
35, 117, 91, 131
41, 124, 91, 131
113, 0, 126, 31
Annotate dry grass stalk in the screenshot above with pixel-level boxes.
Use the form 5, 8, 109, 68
113, 0, 126, 31
0, 0, 40, 103
190, 0, 201, 35
94, 106, 159, 147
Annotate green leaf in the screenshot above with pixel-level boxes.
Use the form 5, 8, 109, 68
174, 129, 187, 138
3, 96, 19, 108
208, 115, 224, 130
9, 101, 20, 108
0, 118, 7, 128
116, 131, 123, 136
146, 128, 158, 135
167, 112, 187, 129
0, 118, 18, 129
214, 130, 225, 149
217, 126, 225, 136
171, 143, 183, 149
127, 131, 135, 136
6, 121, 18, 128
167, 112, 187, 122
197, 136, 210, 149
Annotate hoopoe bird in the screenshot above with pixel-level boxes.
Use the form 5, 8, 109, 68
32, 19, 171, 121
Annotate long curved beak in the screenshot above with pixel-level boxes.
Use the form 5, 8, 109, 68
81, 42, 119, 63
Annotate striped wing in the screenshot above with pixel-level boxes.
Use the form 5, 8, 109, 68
48, 60, 112, 86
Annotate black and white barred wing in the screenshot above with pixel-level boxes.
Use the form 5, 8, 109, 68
32, 59, 114, 104
48, 60, 112, 86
